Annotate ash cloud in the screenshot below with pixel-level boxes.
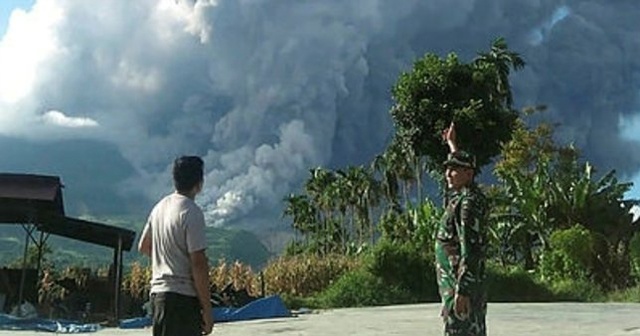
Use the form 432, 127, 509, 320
0, 0, 639, 227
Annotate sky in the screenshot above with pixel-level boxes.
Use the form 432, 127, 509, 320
0, 0, 33, 36
0, 0, 639, 227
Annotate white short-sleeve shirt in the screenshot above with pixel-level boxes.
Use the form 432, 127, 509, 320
141, 193, 207, 297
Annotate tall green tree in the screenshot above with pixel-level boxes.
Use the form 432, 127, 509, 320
385, 138, 418, 208
283, 194, 317, 243
341, 166, 381, 245
372, 152, 400, 212
332, 169, 352, 252
305, 167, 338, 254
390, 38, 522, 176
473, 37, 525, 106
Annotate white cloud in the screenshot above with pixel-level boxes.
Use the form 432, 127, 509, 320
42, 110, 99, 128
109, 60, 162, 93
0, 1, 64, 104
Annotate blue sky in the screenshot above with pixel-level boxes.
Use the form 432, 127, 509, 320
0, 0, 34, 36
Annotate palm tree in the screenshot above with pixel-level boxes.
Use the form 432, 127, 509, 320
341, 166, 381, 246
282, 193, 317, 246
332, 169, 352, 252
372, 153, 400, 213
305, 167, 337, 254
385, 138, 417, 209
357, 167, 381, 245
474, 37, 525, 106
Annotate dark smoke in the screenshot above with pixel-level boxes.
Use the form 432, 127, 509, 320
0, 0, 638, 228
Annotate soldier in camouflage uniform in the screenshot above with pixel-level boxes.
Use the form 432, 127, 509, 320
435, 123, 488, 336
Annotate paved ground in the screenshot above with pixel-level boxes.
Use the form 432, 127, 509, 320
1, 302, 640, 335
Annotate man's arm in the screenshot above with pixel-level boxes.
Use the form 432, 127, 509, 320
138, 223, 152, 257
442, 122, 458, 153
190, 249, 213, 334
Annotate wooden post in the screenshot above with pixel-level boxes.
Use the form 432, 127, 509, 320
18, 226, 31, 310
35, 231, 47, 281
113, 236, 123, 323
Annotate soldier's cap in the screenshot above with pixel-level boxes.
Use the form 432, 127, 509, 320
443, 151, 476, 170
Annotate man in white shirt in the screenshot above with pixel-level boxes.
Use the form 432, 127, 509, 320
138, 156, 213, 336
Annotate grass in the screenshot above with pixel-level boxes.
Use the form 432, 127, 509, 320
290, 263, 617, 310
605, 285, 640, 303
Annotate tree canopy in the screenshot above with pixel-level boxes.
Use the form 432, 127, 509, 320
390, 37, 524, 174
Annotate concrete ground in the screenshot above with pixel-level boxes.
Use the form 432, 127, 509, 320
1, 302, 640, 335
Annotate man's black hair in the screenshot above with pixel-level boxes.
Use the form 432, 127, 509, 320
173, 156, 204, 193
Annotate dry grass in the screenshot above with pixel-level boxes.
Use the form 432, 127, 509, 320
121, 254, 358, 299
262, 253, 360, 297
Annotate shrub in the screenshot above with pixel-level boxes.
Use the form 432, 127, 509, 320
315, 269, 412, 308
279, 293, 321, 310
547, 278, 605, 302
539, 225, 594, 282
366, 239, 438, 302
487, 263, 606, 302
606, 284, 640, 303
486, 264, 555, 302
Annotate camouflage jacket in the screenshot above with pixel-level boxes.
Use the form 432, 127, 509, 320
435, 183, 488, 297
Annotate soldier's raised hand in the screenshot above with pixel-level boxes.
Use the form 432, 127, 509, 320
442, 121, 458, 153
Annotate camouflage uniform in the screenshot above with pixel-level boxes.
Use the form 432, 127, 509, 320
435, 152, 488, 336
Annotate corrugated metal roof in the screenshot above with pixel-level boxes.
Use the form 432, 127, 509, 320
40, 216, 136, 251
0, 173, 135, 251
0, 173, 64, 201
0, 173, 65, 222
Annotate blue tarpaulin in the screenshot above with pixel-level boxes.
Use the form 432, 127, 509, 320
119, 295, 291, 329
213, 294, 291, 322
0, 313, 101, 333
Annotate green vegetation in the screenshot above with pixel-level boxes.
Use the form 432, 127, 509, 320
313, 268, 412, 308
277, 38, 640, 309
391, 37, 522, 175
204, 228, 272, 269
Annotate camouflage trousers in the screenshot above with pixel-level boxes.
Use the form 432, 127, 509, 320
440, 292, 487, 336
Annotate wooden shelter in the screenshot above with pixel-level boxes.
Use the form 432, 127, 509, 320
0, 173, 136, 321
